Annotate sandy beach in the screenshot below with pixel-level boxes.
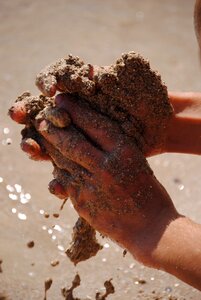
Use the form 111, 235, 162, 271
0, 0, 201, 299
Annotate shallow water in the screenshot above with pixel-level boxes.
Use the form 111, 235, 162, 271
0, 0, 201, 299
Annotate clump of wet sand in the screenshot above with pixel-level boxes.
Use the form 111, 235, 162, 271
34, 52, 173, 155
61, 274, 115, 300
66, 217, 103, 265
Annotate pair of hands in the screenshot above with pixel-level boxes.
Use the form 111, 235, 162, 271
9, 73, 201, 271
10, 89, 179, 268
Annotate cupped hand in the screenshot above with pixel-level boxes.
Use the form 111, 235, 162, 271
9, 93, 178, 266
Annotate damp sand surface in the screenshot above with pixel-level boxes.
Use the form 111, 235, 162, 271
1, 0, 201, 299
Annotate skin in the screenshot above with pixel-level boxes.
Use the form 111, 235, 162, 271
8, 0, 201, 291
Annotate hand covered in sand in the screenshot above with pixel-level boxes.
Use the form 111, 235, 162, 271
9, 80, 201, 291
9, 92, 177, 266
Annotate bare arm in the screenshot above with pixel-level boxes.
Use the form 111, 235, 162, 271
154, 0, 201, 156
127, 174, 201, 290
150, 214, 201, 291
164, 92, 201, 155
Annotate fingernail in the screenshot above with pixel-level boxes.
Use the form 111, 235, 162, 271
21, 138, 40, 154
48, 179, 66, 197
35, 74, 57, 97
36, 119, 49, 132
8, 104, 27, 124
20, 138, 50, 161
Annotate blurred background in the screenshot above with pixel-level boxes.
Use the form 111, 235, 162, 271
0, 0, 201, 299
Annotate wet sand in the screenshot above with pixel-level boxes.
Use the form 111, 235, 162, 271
0, 0, 201, 299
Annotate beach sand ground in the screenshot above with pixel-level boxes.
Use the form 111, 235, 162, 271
0, 1, 201, 299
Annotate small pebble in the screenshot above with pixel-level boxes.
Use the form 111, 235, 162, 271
44, 213, 50, 218
134, 278, 147, 285
53, 213, 59, 218
27, 241, 35, 248
50, 260, 59, 267
138, 279, 146, 284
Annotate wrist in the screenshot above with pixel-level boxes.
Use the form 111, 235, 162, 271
150, 216, 201, 290
116, 199, 201, 290
119, 205, 179, 268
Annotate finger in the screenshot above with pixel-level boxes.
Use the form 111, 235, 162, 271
20, 126, 51, 161
8, 100, 28, 124
35, 58, 96, 97
35, 61, 65, 97
21, 138, 50, 161
21, 125, 92, 181
35, 72, 57, 97
49, 179, 65, 198
49, 179, 70, 199
50, 167, 78, 199
55, 94, 123, 152
8, 92, 48, 125
50, 170, 89, 218
35, 119, 104, 173
43, 106, 71, 128
40, 136, 92, 181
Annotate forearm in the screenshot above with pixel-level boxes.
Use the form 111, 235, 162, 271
165, 116, 201, 155
125, 207, 201, 290
151, 215, 201, 291
115, 171, 201, 290
165, 92, 201, 155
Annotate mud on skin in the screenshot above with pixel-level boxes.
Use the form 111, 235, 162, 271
9, 92, 71, 128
